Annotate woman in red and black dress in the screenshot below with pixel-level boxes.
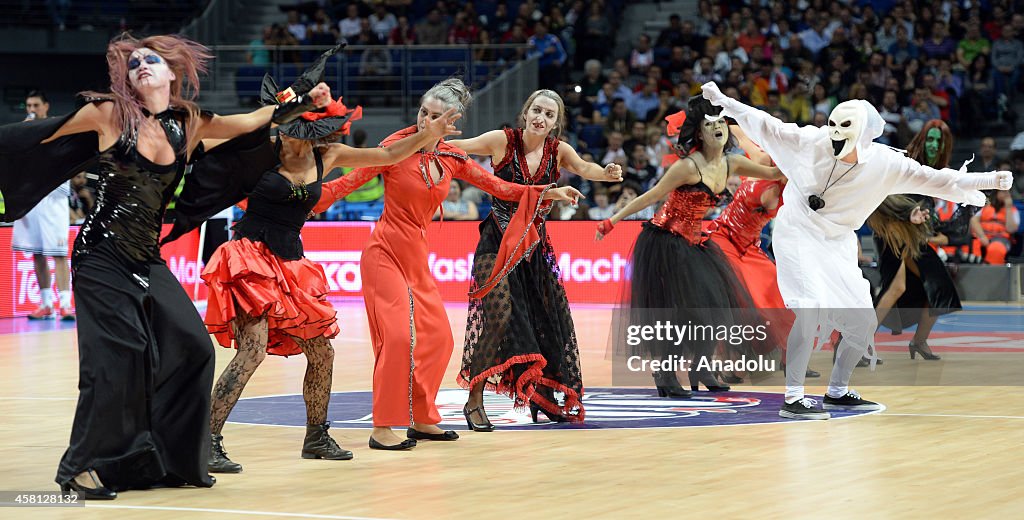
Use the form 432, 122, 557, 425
449, 89, 622, 429
596, 96, 782, 397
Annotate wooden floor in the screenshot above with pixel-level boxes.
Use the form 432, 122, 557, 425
1, 303, 1022, 519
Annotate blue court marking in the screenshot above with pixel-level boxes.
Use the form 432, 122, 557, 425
227, 388, 880, 431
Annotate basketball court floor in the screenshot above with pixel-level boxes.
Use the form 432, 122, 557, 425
1, 301, 1022, 518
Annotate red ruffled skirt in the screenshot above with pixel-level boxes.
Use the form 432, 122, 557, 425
201, 238, 339, 356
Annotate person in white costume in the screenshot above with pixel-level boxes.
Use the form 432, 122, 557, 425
12, 91, 75, 321
701, 81, 1011, 419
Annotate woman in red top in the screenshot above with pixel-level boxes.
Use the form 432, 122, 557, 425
314, 79, 582, 450
596, 96, 782, 397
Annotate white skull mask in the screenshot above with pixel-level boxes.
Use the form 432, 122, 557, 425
827, 101, 866, 159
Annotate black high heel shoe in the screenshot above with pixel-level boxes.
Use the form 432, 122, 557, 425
652, 370, 692, 398
463, 404, 495, 432
530, 403, 568, 423
60, 469, 116, 500
909, 341, 941, 360
688, 369, 731, 392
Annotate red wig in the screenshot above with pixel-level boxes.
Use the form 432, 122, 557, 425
82, 33, 213, 146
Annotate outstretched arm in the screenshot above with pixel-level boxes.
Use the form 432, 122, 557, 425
558, 141, 623, 183
729, 124, 772, 166
447, 129, 507, 157
323, 108, 461, 169
40, 101, 115, 145
196, 82, 332, 143
701, 81, 814, 163
728, 154, 784, 180
890, 152, 1012, 207
311, 166, 385, 213
596, 157, 697, 240
456, 160, 582, 203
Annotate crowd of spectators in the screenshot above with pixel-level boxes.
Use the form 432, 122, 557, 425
254, 1, 1024, 263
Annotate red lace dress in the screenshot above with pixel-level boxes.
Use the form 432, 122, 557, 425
707, 179, 794, 351
313, 127, 554, 427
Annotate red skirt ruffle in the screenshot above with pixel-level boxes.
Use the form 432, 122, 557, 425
201, 238, 339, 357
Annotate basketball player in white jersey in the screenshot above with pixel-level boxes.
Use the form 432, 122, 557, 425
12, 91, 75, 320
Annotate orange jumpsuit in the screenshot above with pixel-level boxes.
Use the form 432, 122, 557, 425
315, 127, 551, 427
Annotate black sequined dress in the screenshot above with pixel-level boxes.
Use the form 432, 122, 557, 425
0, 99, 231, 492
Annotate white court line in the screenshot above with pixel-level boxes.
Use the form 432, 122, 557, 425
881, 413, 1024, 420
86, 504, 395, 520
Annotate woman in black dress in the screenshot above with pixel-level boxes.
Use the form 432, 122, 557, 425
449, 89, 622, 428
867, 119, 964, 360
0, 34, 332, 499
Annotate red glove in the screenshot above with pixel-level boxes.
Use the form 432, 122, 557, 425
597, 219, 615, 236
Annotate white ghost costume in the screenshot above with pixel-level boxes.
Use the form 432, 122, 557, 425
701, 82, 1011, 404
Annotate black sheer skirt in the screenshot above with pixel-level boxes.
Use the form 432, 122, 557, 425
458, 218, 584, 421
624, 223, 767, 368
874, 238, 962, 333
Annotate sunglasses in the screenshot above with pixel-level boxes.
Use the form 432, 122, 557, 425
128, 54, 164, 71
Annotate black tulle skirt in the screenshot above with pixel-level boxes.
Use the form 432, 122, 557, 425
458, 218, 584, 421
625, 223, 766, 362
875, 238, 962, 333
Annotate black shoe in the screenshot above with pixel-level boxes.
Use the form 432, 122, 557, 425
653, 370, 692, 398
530, 403, 568, 423
208, 434, 242, 473
778, 398, 831, 420
368, 436, 416, 450
909, 341, 941, 360
60, 470, 117, 500
407, 428, 460, 441
463, 404, 495, 432
302, 422, 353, 460
823, 390, 883, 410
689, 369, 730, 392
721, 374, 744, 384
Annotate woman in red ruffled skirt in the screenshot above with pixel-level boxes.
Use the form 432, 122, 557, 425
201, 65, 461, 473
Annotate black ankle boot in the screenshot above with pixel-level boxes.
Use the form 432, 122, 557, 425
653, 370, 692, 398
208, 434, 242, 473
302, 423, 353, 460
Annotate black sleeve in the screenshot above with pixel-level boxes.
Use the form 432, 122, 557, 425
160, 124, 278, 245
0, 107, 101, 222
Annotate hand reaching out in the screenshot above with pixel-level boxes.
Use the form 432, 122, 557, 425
603, 163, 623, 182
701, 81, 725, 106
425, 107, 463, 140
307, 82, 332, 109
543, 186, 584, 205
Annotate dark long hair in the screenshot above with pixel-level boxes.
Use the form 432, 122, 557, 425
676, 96, 737, 156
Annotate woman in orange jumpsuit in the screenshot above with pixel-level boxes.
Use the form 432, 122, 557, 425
314, 79, 582, 450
